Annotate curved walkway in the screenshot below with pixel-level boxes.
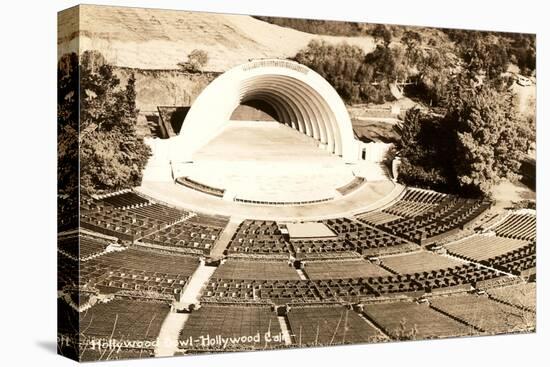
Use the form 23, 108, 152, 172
137, 179, 404, 221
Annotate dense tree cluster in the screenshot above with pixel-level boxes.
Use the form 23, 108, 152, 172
293, 40, 405, 104
57, 51, 151, 196
397, 76, 534, 197
445, 30, 536, 76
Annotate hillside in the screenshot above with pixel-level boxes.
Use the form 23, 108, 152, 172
58, 5, 376, 72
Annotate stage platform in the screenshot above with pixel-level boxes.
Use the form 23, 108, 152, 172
140, 120, 401, 220
186, 121, 355, 203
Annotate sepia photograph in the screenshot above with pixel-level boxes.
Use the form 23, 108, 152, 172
56, 3, 536, 362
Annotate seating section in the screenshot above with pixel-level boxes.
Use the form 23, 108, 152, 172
382, 188, 447, 218
430, 293, 533, 333
302, 259, 391, 279
356, 210, 401, 225
486, 282, 536, 311
203, 261, 504, 303
484, 243, 536, 276
202, 279, 325, 302
228, 220, 291, 255
58, 234, 111, 260
380, 251, 463, 274
80, 200, 170, 242
363, 301, 472, 339
213, 260, 300, 280
102, 191, 150, 208
322, 218, 410, 254
292, 238, 355, 258
58, 186, 537, 353
142, 214, 228, 255
80, 248, 199, 299
179, 305, 283, 350
129, 204, 185, 224
445, 235, 529, 262
493, 213, 536, 241
358, 189, 492, 245
379, 197, 492, 244
80, 299, 169, 342
446, 235, 535, 277
222, 217, 412, 257
287, 305, 382, 345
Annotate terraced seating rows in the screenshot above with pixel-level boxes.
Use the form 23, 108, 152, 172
302, 259, 391, 279
202, 279, 324, 302
380, 251, 463, 274
445, 235, 529, 262
80, 299, 170, 341
291, 238, 354, 257
430, 293, 533, 333
80, 248, 199, 298
58, 234, 112, 260
203, 263, 503, 302
228, 218, 412, 256
80, 200, 169, 242
228, 220, 291, 255
213, 259, 300, 280
378, 197, 492, 244
322, 217, 410, 253
179, 305, 283, 350
142, 214, 228, 255
287, 305, 382, 345
382, 188, 447, 218
356, 210, 401, 225
363, 301, 472, 339
129, 203, 185, 224
493, 213, 536, 241
485, 243, 536, 276
101, 191, 150, 208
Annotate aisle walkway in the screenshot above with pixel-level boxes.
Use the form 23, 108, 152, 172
155, 313, 189, 357
209, 218, 242, 259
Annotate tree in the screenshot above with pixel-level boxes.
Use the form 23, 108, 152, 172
293, 40, 406, 104
178, 49, 209, 73
372, 24, 392, 46
395, 108, 457, 192
77, 50, 151, 195
401, 30, 423, 65
446, 77, 532, 196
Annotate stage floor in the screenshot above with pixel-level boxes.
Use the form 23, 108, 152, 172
187, 120, 355, 203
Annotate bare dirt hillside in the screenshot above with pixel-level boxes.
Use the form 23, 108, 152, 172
58, 5, 376, 72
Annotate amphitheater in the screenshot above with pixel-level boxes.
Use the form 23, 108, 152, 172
58, 59, 536, 361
